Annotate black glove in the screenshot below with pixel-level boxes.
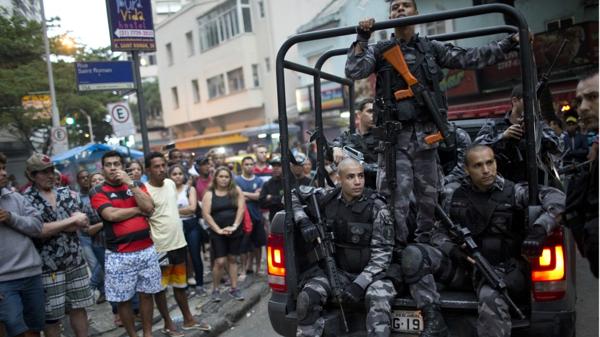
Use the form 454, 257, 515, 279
342, 282, 364, 304
522, 225, 547, 257
449, 245, 471, 269
298, 218, 319, 243
356, 26, 372, 43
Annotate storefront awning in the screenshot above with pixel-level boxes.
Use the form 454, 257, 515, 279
448, 98, 510, 120
176, 133, 249, 150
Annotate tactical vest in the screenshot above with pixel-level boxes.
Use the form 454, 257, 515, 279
437, 132, 458, 175
373, 37, 447, 123
322, 188, 378, 274
449, 180, 525, 265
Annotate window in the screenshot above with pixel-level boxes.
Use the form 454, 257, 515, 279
546, 17, 574, 31
156, 1, 182, 14
252, 64, 259, 87
265, 57, 270, 72
425, 21, 447, 35
171, 86, 179, 109
197, 0, 252, 52
258, 0, 265, 17
186, 31, 195, 56
191, 80, 200, 103
147, 53, 157, 65
207, 74, 226, 99
227, 67, 245, 93
166, 43, 173, 66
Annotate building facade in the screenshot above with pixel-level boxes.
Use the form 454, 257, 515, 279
155, 0, 330, 152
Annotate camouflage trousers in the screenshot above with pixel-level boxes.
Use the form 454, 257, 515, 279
401, 243, 511, 336
377, 130, 440, 245
296, 275, 397, 337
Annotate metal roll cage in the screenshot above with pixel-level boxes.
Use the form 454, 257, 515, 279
275, 4, 538, 294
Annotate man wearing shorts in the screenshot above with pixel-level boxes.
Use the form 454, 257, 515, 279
235, 156, 266, 276
0, 152, 44, 337
144, 153, 210, 334
23, 154, 94, 337
91, 151, 161, 337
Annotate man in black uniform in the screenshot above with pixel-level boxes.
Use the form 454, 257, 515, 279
292, 158, 396, 337
474, 85, 563, 186
332, 98, 379, 188
401, 145, 565, 337
258, 157, 284, 221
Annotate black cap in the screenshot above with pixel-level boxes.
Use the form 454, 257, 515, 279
269, 156, 282, 165
195, 156, 210, 165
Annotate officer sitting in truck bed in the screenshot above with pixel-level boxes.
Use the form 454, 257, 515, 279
291, 158, 397, 337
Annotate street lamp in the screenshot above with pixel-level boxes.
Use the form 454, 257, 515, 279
39, 0, 59, 129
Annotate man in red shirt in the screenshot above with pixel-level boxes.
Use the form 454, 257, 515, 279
91, 151, 160, 337
252, 144, 272, 183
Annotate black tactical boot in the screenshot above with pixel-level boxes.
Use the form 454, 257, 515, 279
420, 304, 448, 337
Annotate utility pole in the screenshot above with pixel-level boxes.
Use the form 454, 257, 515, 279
39, 0, 59, 128
79, 109, 94, 143
132, 51, 150, 156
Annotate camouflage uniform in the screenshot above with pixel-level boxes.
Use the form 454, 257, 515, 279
291, 186, 396, 337
346, 34, 517, 244
474, 112, 563, 185
439, 127, 472, 208
402, 176, 565, 337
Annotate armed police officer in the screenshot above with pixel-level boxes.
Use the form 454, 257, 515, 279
331, 98, 379, 188
474, 85, 563, 186
292, 158, 396, 337
345, 0, 519, 245
401, 145, 565, 337
438, 125, 472, 206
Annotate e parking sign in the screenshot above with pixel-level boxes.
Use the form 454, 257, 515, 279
108, 102, 136, 137
51, 126, 69, 154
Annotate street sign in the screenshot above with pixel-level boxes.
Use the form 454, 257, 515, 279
106, 0, 156, 51
51, 126, 69, 155
108, 102, 136, 137
75, 61, 135, 92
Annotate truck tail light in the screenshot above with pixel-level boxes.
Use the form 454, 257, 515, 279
530, 228, 567, 301
267, 233, 287, 292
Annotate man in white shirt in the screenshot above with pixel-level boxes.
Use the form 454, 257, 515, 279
145, 152, 210, 334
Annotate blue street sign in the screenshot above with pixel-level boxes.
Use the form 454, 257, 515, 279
75, 61, 135, 92
106, 0, 156, 52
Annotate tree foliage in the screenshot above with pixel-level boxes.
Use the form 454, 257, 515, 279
0, 12, 124, 154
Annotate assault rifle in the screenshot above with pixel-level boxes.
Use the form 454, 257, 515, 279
372, 70, 401, 218
310, 193, 349, 332
380, 43, 454, 148
435, 205, 526, 320
536, 39, 568, 98
557, 159, 594, 175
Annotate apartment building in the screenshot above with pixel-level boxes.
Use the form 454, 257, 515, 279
155, 0, 330, 151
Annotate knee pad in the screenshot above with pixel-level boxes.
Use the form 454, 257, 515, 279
296, 288, 322, 325
401, 245, 429, 284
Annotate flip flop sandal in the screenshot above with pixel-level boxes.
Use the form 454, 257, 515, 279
182, 323, 211, 331
160, 328, 185, 337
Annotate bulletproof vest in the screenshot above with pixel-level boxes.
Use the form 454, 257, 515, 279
322, 188, 377, 274
373, 37, 447, 122
449, 180, 525, 265
565, 159, 599, 225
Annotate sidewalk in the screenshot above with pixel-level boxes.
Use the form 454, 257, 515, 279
61, 274, 270, 337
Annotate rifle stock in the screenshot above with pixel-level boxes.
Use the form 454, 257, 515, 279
434, 205, 526, 320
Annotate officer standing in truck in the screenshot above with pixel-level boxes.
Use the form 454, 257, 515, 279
331, 98, 379, 188
345, 0, 519, 250
401, 144, 565, 337
292, 158, 396, 337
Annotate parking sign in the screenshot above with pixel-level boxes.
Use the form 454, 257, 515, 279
108, 102, 136, 137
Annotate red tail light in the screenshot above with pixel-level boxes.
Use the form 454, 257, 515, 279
267, 233, 287, 292
530, 228, 567, 301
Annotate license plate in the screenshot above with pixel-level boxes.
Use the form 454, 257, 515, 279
392, 310, 423, 333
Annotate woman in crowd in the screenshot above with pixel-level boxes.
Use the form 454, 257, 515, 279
126, 160, 144, 183
169, 164, 206, 295
201, 167, 246, 302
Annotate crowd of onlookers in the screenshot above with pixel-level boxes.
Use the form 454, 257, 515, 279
0, 143, 294, 337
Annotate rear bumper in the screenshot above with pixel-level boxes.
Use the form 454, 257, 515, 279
524, 309, 576, 337
268, 292, 297, 337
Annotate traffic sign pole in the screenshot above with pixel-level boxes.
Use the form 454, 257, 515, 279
132, 51, 150, 156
